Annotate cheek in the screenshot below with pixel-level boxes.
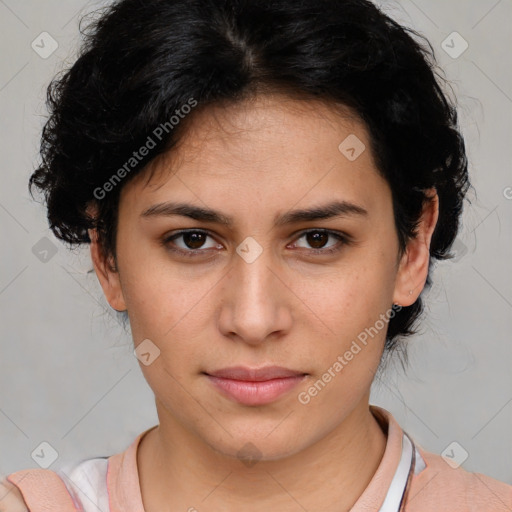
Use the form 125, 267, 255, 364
296, 258, 396, 388
302, 258, 396, 335
119, 259, 224, 396
121, 265, 213, 405
117, 243, 210, 335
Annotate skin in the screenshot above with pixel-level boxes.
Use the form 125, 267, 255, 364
88, 92, 439, 512
0, 480, 29, 511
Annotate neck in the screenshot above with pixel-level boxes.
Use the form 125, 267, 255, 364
138, 399, 387, 512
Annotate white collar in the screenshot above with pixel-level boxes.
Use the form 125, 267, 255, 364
378, 432, 426, 512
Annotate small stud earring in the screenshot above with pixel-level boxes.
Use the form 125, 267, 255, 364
409, 290, 413, 295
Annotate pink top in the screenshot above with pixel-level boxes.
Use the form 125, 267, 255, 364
6, 405, 512, 511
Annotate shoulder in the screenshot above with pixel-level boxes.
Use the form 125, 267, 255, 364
0, 479, 29, 512
2, 467, 80, 512
407, 445, 512, 511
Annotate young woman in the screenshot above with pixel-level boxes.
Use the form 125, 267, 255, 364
2, 0, 511, 510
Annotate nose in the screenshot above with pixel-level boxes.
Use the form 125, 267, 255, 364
217, 241, 293, 346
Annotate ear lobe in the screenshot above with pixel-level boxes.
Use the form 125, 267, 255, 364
88, 227, 127, 312
393, 189, 439, 307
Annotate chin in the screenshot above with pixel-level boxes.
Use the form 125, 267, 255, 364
197, 418, 311, 463
210, 435, 304, 464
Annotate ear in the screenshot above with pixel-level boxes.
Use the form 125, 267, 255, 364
88, 224, 127, 313
393, 189, 439, 307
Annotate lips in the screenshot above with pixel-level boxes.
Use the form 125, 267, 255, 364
204, 366, 307, 406
206, 365, 306, 381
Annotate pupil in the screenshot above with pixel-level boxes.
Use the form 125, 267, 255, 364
184, 232, 205, 249
307, 231, 327, 249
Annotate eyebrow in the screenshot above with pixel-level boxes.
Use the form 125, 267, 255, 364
140, 200, 368, 226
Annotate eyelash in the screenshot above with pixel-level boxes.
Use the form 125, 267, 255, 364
161, 229, 351, 257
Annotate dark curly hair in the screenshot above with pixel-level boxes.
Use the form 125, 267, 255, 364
28, 0, 470, 362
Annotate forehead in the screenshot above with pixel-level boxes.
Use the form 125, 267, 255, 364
119, 92, 389, 219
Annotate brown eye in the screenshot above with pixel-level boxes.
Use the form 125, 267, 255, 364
292, 229, 346, 253
162, 230, 221, 255
181, 231, 207, 249
305, 231, 330, 249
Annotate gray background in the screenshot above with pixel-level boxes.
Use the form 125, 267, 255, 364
1, 0, 511, 486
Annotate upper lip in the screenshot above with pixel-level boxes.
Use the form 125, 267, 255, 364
205, 365, 307, 381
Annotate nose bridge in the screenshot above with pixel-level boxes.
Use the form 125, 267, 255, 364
221, 237, 289, 343
235, 239, 274, 301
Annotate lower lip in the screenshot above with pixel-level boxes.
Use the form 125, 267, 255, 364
205, 374, 306, 406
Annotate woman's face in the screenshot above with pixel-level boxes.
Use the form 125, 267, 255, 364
91, 92, 435, 460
